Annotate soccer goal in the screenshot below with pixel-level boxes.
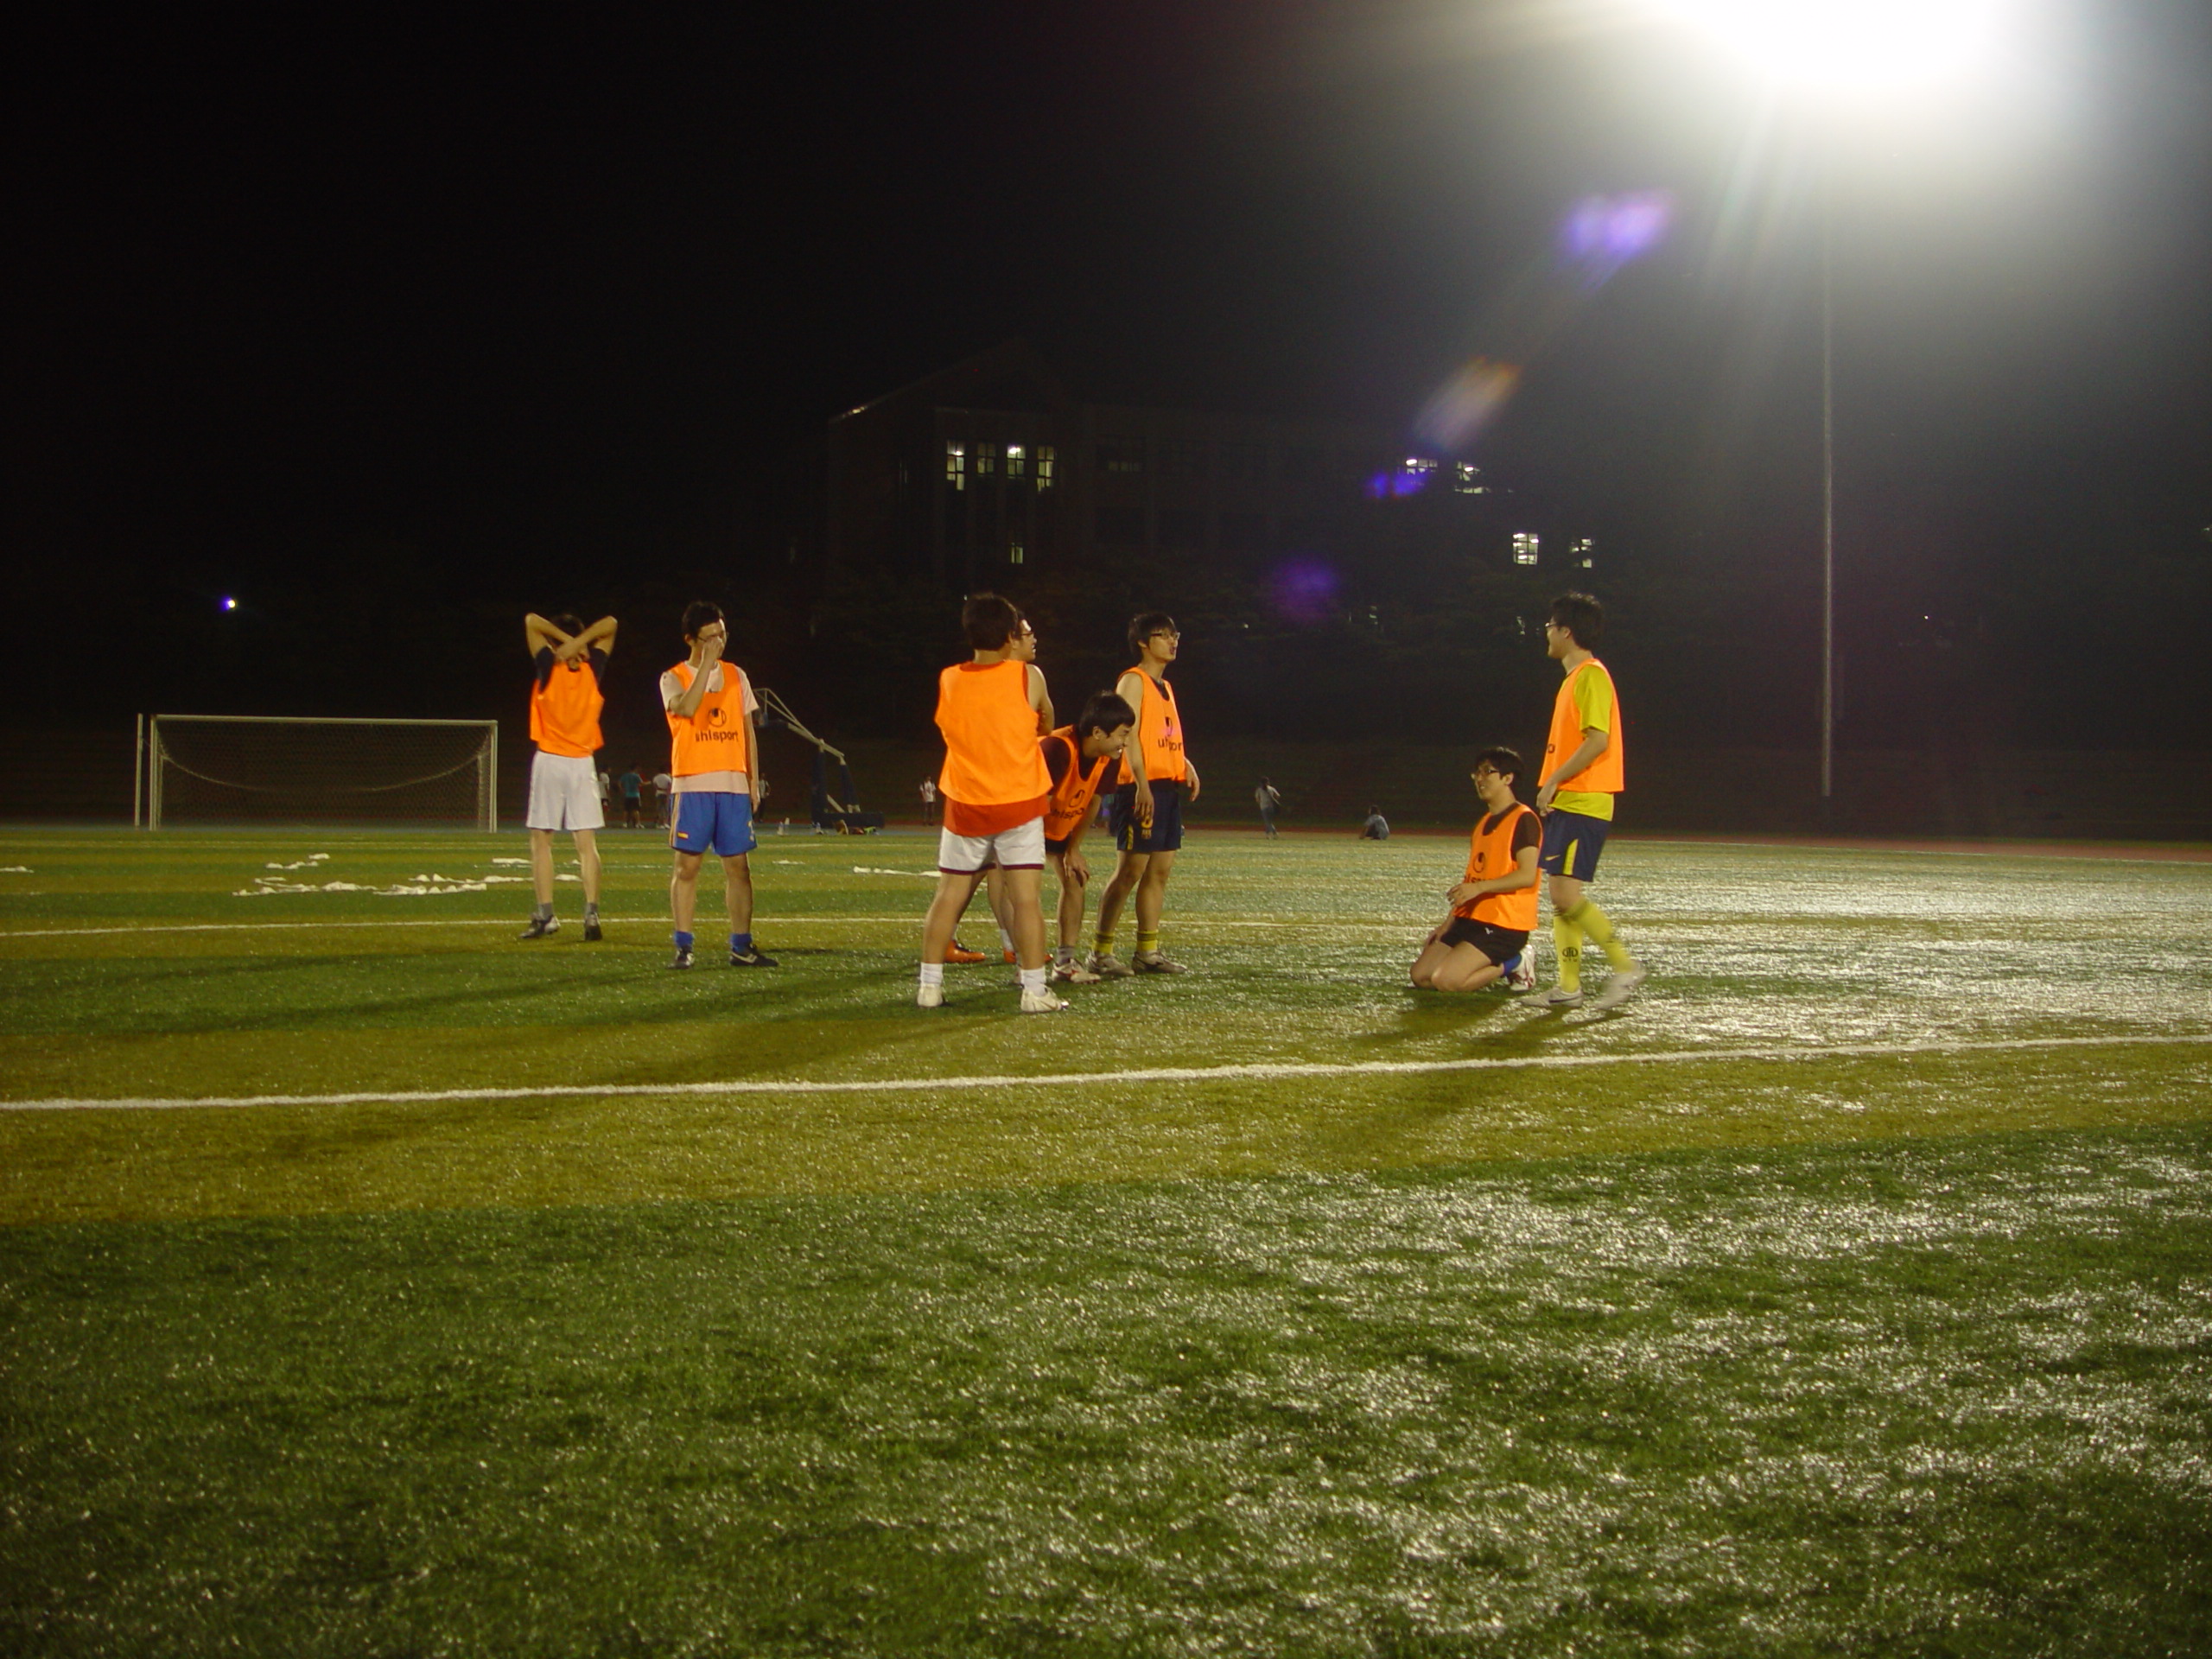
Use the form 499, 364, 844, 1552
141, 715, 499, 830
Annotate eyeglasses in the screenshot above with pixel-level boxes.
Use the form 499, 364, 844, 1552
1471, 768, 1500, 780
1150, 630, 1181, 641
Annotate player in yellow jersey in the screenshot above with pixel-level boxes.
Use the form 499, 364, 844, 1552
1534, 592, 1646, 1010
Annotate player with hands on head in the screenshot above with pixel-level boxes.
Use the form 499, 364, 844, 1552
520, 610, 616, 942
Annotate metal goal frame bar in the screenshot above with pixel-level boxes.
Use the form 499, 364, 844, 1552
143, 715, 499, 831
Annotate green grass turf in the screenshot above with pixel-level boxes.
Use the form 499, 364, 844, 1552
3, 827, 2209, 1653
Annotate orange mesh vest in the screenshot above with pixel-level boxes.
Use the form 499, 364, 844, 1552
1041, 728, 1112, 841
530, 655, 604, 759
1543, 658, 1624, 794
1114, 667, 1186, 785
1454, 804, 1540, 930
665, 659, 751, 779
936, 660, 1050, 806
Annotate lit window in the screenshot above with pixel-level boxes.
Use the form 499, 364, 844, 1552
1035, 446, 1055, 489
1009, 543, 1025, 565
945, 441, 965, 491
1007, 444, 1027, 478
1571, 537, 1594, 569
977, 442, 998, 476
1404, 457, 1437, 475
1455, 463, 1484, 495
1099, 440, 1145, 475
1513, 532, 1540, 566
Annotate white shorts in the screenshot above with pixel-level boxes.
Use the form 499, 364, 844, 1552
527, 751, 605, 831
938, 816, 1045, 874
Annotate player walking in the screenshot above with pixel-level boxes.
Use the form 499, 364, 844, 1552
520, 612, 615, 941
1410, 747, 1541, 992
918, 594, 1063, 1011
1089, 612, 1201, 976
662, 601, 777, 970
1534, 593, 1645, 1009
1255, 777, 1282, 838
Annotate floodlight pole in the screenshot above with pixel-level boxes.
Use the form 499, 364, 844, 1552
1819, 145, 1837, 807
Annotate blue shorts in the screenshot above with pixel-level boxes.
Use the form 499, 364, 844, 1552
671, 791, 756, 858
1538, 808, 1609, 881
1109, 779, 1185, 854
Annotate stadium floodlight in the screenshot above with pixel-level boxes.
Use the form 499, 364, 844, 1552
143, 715, 499, 831
1650, 0, 2004, 98
1645, 0, 2014, 805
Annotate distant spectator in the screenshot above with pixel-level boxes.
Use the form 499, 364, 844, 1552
1255, 778, 1282, 838
652, 771, 673, 827
1359, 804, 1389, 841
919, 776, 938, 825
597, 768, 612, 813
619, 766, 643, 829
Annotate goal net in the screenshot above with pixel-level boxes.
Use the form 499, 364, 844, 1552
145, 715, 499, 830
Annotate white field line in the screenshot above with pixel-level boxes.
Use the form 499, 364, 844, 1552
6, 1033, 2208, 1114
0, 916, 1417, 940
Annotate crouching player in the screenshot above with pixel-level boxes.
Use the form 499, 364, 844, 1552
1410, 747, 1541, 994
1040, 691, 1136, 984
918, 594, 1064, 1012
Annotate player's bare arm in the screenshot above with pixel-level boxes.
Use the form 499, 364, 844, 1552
668, 624, 726, 719
558, 615, 618, 663
1536, 726, 1609, 811
1114, 669, 1155, 826
1028, 664, 1052, 735
1184, 757, 1201, 804
524, 613, 573, 656
1447, 842, 1540, 910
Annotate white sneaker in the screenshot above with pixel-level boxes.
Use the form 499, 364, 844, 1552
1591, 966, 1648, 1011
1132, 950, 1187, 975
1537, 985, 1584, 1009
1085, 951, 1135, 979
1019, 988, 1069, 1013
917, 982, 944, 1008
1051, 959, 1103, 985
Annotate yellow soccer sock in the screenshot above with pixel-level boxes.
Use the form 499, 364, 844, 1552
1567, 899, 1635, 971
1551, 913, 1584, 993
1136, 930, 1160, 957
1093, 926, 1116, 957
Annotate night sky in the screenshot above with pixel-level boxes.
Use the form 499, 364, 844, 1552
10, 2, 2209, 740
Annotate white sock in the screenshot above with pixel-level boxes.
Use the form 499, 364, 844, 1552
1018, 966, 1046, 995
919, 962, 944, 988
997, 925, 1015, 953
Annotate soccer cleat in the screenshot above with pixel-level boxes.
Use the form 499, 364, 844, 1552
669, 947, 695, 970
1019, 988, 1070, 1013
945, 939, 988, 965
518, 916, 559, 940
1590, 966, 1648, 1011
1536, 985, 1583, 1008
729, 946, 779, 968
917, 982, 944, 1008
1002, 948, 1018, 964
1132, 950, 1187, 975
1051, 959, 1103, 985
1084, 951, 1135, 979
582, 918, 602, 943
1502, 954, 1535, 993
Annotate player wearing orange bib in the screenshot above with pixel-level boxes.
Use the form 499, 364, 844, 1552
1534, 592, 1645, 1010
1411, 747, 1542, 992
1089, 610, 1202, 977
661, 601, 776, 971
521, 610, 617, 941
1040, 691, 1136, 982
918, 593, 1063, 1012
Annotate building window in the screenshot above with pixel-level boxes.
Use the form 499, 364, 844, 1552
945, 441, 965, 491
1035, 445, 1055, 490
977, 441, 998, 477
1157, 439, 1205, 479
1007, 443, 1027, 479
1513, 532, 1540, 566
1454, 462, 1484, 495
1008, 543, 1025, 566
1098, 439, 1145, 475
1571, 537, 1594, 569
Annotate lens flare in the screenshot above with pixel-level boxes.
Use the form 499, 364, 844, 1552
1560, 190, 1674, 288
1269, 559, 1339, 625
1414, 359, 1522, 453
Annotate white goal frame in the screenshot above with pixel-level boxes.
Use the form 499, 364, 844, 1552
140, 715, 499, 831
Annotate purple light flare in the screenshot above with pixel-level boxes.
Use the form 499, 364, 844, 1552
1560, 190, 1674, 288
1268, 559, 1339, 625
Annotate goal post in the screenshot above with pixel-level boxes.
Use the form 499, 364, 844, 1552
145, 715, 499, 831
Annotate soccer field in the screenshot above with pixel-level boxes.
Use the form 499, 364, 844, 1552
3, 827, 2210, 1654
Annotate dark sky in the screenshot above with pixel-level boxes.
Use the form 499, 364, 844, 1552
10, 2, 2209, 651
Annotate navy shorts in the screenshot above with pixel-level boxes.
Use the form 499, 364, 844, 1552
671, 791, 756, 858
1538, 808, 1609, 881
1439, 918, 1529, 964
1109, 779, 1185, 854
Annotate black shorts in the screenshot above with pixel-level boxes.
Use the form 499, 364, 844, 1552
1044, 833, 1072, 857
1438, 917, 1529, 965
1109, 779, 1185, 854
1538, 808, 1610, 880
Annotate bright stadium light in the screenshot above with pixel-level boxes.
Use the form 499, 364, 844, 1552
1653, 0, 2005, 97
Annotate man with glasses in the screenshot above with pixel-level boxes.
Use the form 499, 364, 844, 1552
1090, 612, 1201, 976
1534, 593, 1645, 1009
1409, 747, 1541, 994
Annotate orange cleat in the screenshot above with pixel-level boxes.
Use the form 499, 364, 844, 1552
944, 939, 988, 965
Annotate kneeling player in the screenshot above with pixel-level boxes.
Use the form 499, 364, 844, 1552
1410, 747, 1541, 993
